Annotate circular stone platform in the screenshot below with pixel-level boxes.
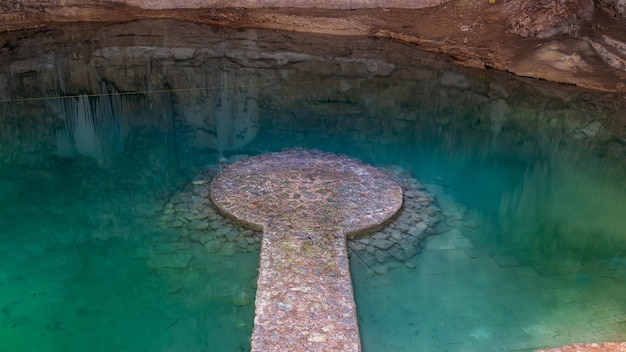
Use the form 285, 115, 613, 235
210, 149, 403, 236
210, 149, 403, 352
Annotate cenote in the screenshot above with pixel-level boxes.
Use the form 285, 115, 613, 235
1, 20, 625, 351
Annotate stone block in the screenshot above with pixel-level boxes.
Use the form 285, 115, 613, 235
204, 239, 223, 253
146, 253, 193, 269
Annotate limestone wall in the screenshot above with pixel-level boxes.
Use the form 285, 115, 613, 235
9, 0, 446, 10
1, 21, 624, 256
0, 20, 623, 170
120, 0, 446, 9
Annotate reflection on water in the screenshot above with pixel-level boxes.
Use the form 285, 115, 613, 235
500, 162, 626, 260
53, 83, 124, 165
1, 20, 625, 351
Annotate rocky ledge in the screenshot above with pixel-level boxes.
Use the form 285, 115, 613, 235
537, 342, 626, 351
1, 0, 625, 92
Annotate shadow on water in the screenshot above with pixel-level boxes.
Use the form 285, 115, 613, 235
0, 19, 625, 351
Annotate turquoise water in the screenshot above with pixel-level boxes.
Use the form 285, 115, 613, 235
351, 151, 626, 351
1, 22, 626, 351
254, 112, 626, 351
0, 158, 259, 351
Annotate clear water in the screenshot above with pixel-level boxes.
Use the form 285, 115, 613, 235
1, 21, 625, 351
0, 158, 259, 351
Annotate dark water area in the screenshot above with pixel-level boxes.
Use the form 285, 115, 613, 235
1, 19, 625, 351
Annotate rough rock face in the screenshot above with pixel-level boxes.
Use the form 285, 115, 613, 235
0, 1, 21, 12
5, 0, 448, 10
599, 0, 626, 18
588, 35, 626, 73
128, 0, 448, 9
1, 0, 625, 92
0, 0, 24, 24
505, 0, 595, 38
620, 0, 626, 16
3, 20, 624, 179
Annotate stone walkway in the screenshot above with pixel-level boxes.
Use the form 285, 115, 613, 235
210, 149, 403, 351
537, 342, 626, 352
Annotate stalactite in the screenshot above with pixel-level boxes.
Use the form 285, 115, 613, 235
74, 93, 100, 159
54, 82, 124, 165
210, 68, 259, 157
158, 84, 180, 182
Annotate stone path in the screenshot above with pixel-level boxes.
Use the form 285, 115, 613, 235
537, 342, 626, 352
210, 149, 403, 351
152, 163, 439, 271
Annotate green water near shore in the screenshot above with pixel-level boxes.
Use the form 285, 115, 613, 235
2, 109, 624, 351
351, 151, 626, 352
0, 162, 259, 351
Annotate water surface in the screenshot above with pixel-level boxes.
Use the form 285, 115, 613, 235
1, 20, 625, 351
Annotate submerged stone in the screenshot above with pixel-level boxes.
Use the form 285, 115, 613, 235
199, 234, 215, 244
232, 290, 252, 306
204, 240, 223, 253
146, 253, 193, 269
372, 264, 389, 275
218, 242, 236, 256
215, 227, 231, 237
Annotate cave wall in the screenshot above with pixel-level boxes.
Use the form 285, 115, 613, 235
3, 0, 447, 10
1, 21, 625, 255
0, 20, 624, 172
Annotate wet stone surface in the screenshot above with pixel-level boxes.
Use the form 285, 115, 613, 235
146, 150, 445, 348
210, 150, 404, 235
537, 342, 626, 352
149, 154, 442, 270
210, 150, 403, 351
